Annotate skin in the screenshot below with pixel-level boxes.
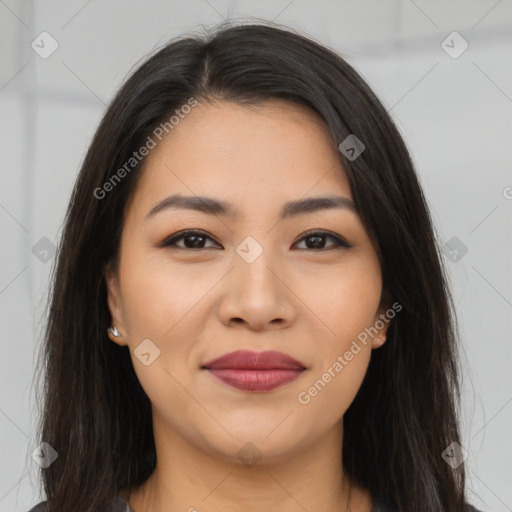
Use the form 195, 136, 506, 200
105, 99, 391, 512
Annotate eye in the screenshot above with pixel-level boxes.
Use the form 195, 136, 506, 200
161, 229, 221, 250
293, 230, 353, 251
160, 229, 352, 251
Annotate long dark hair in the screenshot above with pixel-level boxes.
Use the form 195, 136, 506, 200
33, 20, 467, 511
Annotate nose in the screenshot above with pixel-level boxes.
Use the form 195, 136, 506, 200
217, 245, 296, 331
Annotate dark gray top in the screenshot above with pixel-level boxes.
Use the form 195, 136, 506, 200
27, 495, 483, 511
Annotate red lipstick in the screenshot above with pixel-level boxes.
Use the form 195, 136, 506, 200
202, 350, 307, 392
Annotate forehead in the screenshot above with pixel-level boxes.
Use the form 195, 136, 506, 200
126, 99, 353, 220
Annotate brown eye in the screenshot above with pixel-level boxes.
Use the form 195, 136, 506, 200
161, 230, 221, 250
161, 229, 352, 251
293, 231, 352, 250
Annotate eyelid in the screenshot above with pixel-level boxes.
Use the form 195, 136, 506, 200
296, 229, 353, 249
161, 229, 221, 249
160, 229, 353, 250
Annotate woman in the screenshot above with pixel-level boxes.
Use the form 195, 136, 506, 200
28, 21, 482, 512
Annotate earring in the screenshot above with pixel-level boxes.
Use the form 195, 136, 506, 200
107, 325, 120, 338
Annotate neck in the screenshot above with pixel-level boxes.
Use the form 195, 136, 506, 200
122, 415, 373, 512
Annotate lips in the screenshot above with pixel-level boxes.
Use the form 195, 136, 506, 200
203, 350, 306, 371
202, 350, 307, 392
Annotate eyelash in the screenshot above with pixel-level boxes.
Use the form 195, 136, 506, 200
161, 229, 353, 251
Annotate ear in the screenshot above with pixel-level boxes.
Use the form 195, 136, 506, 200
103, 260, 128, 346
371, 294, 394, 350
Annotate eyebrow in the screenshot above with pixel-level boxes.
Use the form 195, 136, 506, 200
144, 194, 358, 221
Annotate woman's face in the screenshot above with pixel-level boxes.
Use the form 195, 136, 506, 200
105, 99, 390, 465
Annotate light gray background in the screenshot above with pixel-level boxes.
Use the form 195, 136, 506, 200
1, 1, 511, 511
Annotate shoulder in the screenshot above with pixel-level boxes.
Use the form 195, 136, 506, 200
27, 502, 47, 512
26, 496, 131, 512
372, 500, 484, 512
29, 498, 483, 512
465, 504, 483, 512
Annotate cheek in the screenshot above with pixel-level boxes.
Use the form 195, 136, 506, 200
303, 254, 382, 340
295, 256, 380, 413
297, 347, 371, 431
297, 311, 373, 422
119, 246, 221, 339
118, 248, 224, 398
302, 339, 373, 423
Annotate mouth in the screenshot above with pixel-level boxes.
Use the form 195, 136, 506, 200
204, 368, 306, 391
201, 350, 307, 392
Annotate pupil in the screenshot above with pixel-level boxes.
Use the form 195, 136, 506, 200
308, 235, 324, 249
186, 235, 204, 248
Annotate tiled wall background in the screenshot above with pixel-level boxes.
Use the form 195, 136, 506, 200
1, 1, 511, 511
